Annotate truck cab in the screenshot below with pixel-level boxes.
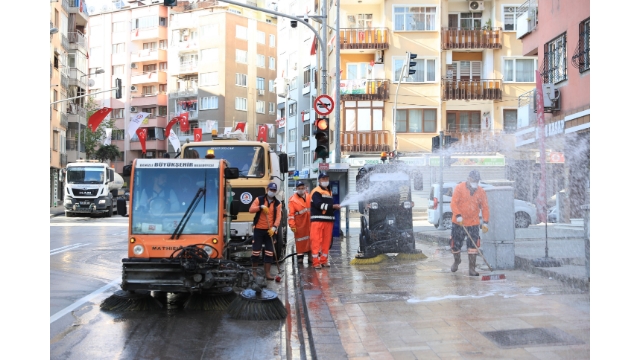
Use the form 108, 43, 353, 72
64, 160, 123, 217
179, 134, 288, 263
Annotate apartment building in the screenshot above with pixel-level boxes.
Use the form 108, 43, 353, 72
89, 1, 170, 174
514, 0, 590, 220
166, 1, 278, 153
50, 0, 90, 206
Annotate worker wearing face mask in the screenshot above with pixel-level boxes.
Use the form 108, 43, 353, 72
288, 180, 312, 265
309, 172, 341, 269
450, 170, 490, 276
249, 182, 282, 280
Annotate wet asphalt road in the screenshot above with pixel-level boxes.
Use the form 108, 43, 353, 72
50, 215, 288, 360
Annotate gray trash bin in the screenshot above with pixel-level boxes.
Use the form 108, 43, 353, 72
480, 187, 516, 270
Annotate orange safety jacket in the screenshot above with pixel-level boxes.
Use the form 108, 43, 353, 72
249, 196, 282, 230
310, 186, 335, 222
288, 192, 311, 253
450, 182, 490, 227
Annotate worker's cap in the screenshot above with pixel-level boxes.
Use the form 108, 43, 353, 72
267, 182, 278, 190
295, 180, 305, 188
468, 170, 481, 181
318, 172, 329, 179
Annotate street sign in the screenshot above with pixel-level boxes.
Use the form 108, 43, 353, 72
314, 95, 335, 116
319, 163, 329, 171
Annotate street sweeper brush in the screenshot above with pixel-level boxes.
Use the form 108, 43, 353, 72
183, 291, 237, 311
100, 290, 163, 311
481, 274, 506, 281
227, 288, 287, 321
395, 250, 428, 261
350, 253, 389, 265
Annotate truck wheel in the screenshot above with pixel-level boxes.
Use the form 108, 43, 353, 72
106, 207, 113, 217
65, 211, 73, 217
515, 212, 531, 228
441, 213, 453, 230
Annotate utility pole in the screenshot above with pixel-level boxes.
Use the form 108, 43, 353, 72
334, 0, 341, 163
438, 130, 444, 225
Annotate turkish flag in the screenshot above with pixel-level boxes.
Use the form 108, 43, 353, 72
194, 128, 202, 142
136, 128, 148, 154
310, 35, 317, 56
257, 124, 268, 142
179, 113, 190, 132
87, 107, 112, 132
135, 28, 139, 37
165, 116, 180, 138
234, 122, 246, 133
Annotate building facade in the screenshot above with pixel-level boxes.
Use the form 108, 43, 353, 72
50, 0, 90, 206
514, 0, 590, 220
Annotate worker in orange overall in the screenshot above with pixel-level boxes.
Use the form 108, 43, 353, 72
309, 172, 341, 269
450, 170, 490, 276
288, 180, 312, 265
248, 182, 282, 280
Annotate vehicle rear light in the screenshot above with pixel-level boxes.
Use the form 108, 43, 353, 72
432, 197, 438, 210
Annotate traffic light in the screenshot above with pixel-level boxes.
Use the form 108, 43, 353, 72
431, 136, 440, 153
403, 52, 418, 78
444, 135, 458, 149
314, 117, 330, 159
164, 0, 178, 6
115, 78, 122, 99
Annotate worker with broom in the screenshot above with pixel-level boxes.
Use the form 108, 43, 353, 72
249, 182, 282, 280
288, 180, 312, 265
450, 170, 490, 276
310, 172, 341, 270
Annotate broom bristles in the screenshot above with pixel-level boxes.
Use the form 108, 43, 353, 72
100, 290, 163, 311
395, 252, 428, 261
183, 292, 237, 311
350, 253, 389, 265
227, 289, 288, 321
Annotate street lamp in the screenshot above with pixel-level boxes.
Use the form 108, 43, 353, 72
50, 27, 59, 34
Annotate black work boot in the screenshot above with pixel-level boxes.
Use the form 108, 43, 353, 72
468, 254, 479, 276
451, 253, 462, 272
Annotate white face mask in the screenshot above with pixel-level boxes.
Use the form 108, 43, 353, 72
320, 181, 329, 187
296, 189, 305, 196
470, 182, 478, 189
267, 191, 276, 197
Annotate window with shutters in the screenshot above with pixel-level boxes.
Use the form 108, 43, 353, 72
446, 61, 482, 81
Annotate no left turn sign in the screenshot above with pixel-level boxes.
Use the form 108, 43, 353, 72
314, 95, 335, 116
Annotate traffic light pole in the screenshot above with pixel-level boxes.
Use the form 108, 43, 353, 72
438, 130, 444, 225
49, 86, 118, 106
392, 63, 407, 153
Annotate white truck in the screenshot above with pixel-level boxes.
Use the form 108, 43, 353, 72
63, 160, 124, 217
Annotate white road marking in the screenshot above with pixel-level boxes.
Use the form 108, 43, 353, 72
50, 243, 89, 256
50, 278, 120, 324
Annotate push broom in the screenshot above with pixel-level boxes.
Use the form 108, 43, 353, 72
461, 225, 506, 281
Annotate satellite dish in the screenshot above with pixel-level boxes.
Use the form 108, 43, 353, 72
88, 79, 95, 87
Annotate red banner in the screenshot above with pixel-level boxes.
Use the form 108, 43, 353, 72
179, 113, 190, 132
234, 122, 246, 133
194, 128, 202, 142
87, 107, 112, 132
136, 128, 147, 154
257, 124, 268, 142
165, 116, 180, 138
535, 70, 547, 223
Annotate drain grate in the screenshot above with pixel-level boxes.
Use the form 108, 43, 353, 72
481, 327, 584, 349
339, 291, 410, 304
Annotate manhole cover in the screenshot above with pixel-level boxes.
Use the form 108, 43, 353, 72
481, 327, 584, 349
339, 291, 410, 304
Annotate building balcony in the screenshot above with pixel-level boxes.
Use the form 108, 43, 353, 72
170, 13, 197, 29
340, 130, 391, 154
133, 49, 167, 63
60, 33, 69, 52
66, 138, 86, 153
169, 89, 198, 98
442, 79, 502, 101
67, 106, 87, 126
131, 70, 167, 85
143, 116, 168, 128
132, 26, 168, 41
68, 31, 87, 54
516, 0, 538, 39
131, 94, 168, 107
60, 71, 69, 90
60, 112, 68, 129
179, 61, 198, 74
444, 129, 516, 154
170, 110, 198, 120
66, 0, 89, 25
60, 153, 68, 167
68, 68, 87, 88
339, 27, 389, 50
174, 40, 198, 52
441, 28, 503, 50
340, 79, 389, 101
130, 139, 167, 151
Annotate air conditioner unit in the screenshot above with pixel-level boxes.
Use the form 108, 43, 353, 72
54, 48, 60, 55
131, 106, 138, 112
258, 89, 265, 96
131, 63, 138, 69
131, 85, 138, 92
374, 50, 384, 64
541, 83, 561, 111
469, 1, 484, 11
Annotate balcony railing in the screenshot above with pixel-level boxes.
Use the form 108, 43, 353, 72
340, 130, 391, 153
60, 71, 69, 90
61, 0, 70, 14
442, 79, 502, 101
60, 153, 68, 167
66, 138, 86, 152
179, 62, 198, 73
441, 27, 503, 50
443, 129, 515, 153
68, 31, 86, 49
339, 27, 389, 50
60, 112, 68, 128
340, 79, 389, 101
516, 0, 538, 39
61, 33, 69, 52
169, 89, 198, 98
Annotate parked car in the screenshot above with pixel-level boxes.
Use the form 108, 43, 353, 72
427, 182, 539, 229
547, 206, 558, 223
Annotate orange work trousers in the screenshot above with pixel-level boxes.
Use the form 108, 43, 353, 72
310, 221, 333, 266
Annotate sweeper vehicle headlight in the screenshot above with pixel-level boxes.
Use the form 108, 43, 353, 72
370, 202, 378, 209
99, 199, 106, 204
403, 201, 411, 209
204, 245, 214, 256
133, 245, 144, 255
